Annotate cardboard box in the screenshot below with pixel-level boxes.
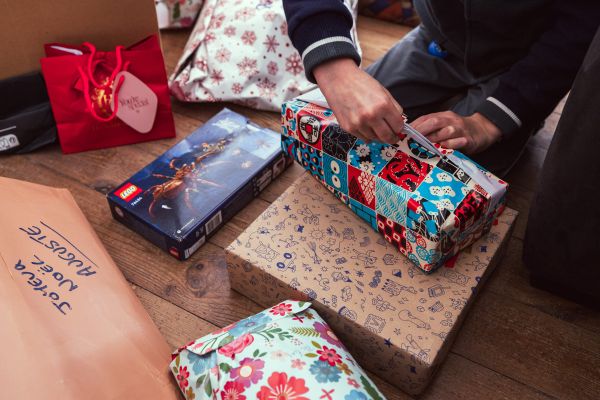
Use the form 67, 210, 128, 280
225, 173, 517, 395
281, 95, 508, 273
0, 0, 159, 80
108, 109, 289, 260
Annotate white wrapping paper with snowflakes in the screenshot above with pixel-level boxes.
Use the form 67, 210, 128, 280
170, 300, 386, 400
169, 0, 360, 111
281, 95, 508, 273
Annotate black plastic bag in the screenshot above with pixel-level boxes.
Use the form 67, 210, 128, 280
0, 72, 57, 154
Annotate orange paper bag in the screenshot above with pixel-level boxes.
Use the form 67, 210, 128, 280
0, 177, 178, 399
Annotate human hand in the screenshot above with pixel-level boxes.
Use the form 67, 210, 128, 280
411, 111, 502, 154
313, 58, 405, 144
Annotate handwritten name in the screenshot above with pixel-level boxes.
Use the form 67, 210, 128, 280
19, 224, 97, 277
15, 255, 76, 315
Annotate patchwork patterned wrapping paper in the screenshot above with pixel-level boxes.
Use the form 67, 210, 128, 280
225, 173, 518, 395
170, 300, 386, 400
281, 96, 508, 273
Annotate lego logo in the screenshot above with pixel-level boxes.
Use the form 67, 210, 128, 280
116, 183, 142, 202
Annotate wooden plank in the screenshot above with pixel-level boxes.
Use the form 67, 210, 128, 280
134, 284, 215, 350
451, 290, 600, 400
160, 29, 192, 74
0, 157, 262, 327
135, 282, 551, 400
505, 184, 535, 241
486, 237, 600, 335
423, 353, 552, 400
357, 20, 410, 66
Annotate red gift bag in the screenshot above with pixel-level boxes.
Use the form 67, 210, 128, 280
40, 35, 176, 154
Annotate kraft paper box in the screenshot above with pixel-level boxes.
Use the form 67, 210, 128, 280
171, 300, 386, 400
225, 173, 517, 395
0, 177, 178, 399
281, 94, 508, 273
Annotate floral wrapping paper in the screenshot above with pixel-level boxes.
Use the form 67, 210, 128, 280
225, 173, 518, 395
170, 300, 386, 400
281, 98, 508, 273
168, 0, 361, 111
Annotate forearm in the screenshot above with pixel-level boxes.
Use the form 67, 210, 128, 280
283, 0, 360, 82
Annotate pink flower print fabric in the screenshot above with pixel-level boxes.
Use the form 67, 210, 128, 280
170, 300, 386, 399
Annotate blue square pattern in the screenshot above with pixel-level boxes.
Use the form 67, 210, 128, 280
350, 198, 378, 232
323, 153, 349, 195
348, 140, 397, 175
299, 143, 324, 181
415, 167, 468, 211
375, 177, 410, 225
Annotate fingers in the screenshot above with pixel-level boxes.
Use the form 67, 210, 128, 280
440, 137, 469, 150
384, 94, 405, 136
413, 116, 452, 136
412, 111, 461, 136
370, 118, 398, 144
427, 125, 461, 143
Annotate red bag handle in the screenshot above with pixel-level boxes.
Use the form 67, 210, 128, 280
77, 43, 130, 122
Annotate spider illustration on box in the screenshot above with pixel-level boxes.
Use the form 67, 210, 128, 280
145, 139, 231, 217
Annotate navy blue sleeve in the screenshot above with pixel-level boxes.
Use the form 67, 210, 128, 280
476, 1, 600, 137
283, 0, 361, 82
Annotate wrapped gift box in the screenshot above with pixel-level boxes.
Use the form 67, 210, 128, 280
171, 300, 386, 400
225, 173, 517, 395
281, 95, 508, 272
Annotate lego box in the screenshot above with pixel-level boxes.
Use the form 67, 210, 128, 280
108, 109, 288, 260
225, 173, 517, 395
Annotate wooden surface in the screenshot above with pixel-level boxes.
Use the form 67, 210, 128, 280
2, 16, 599, 400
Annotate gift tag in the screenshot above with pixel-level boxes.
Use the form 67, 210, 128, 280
110, 71, 157, 133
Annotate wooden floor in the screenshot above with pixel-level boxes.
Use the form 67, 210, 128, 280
2, 17, 599, 400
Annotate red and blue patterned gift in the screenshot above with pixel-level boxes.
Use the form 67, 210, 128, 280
280, 90, 508, 273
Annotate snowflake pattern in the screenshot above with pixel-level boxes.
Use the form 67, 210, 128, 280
286, 54, 303, 76
215, 48, 231, 63
210, 69, 224, 85
169, 0, 359, 111
235, 7, 256, 21
209, 13, 225, 29
223, 26, 236, 37
241, 31, 257, 46
263, 35, 280, 53
257, 78, 277, 100
267, 61, 279, 76
204, 32, 216, 43
237, 57, 258, 77
231, 83, 244, 95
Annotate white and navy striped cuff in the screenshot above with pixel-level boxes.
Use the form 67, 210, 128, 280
301, 37, 360, 83
477, 96, 522, 138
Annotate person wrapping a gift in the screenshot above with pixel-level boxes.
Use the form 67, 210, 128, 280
282, 0, 600, 176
